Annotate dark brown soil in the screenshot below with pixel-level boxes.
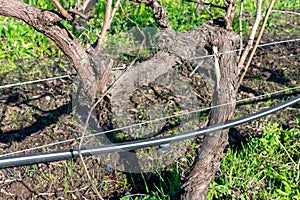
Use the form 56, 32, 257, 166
0, 13, 299, 199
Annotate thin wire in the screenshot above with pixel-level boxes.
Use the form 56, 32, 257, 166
0, 38, 299, 90
1, 95, 300, 168
0, 74, 74, 89
1, 85, 299, 158
0, 67, 127, 90
191, 38, 300, 60
0, 38, 299, 156
83, 85, 300, 140
0, 68, 125, 90
0, 66, 128, 89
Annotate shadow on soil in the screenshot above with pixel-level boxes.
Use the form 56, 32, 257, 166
110, 170, 181, 200
0, 100, 71, 144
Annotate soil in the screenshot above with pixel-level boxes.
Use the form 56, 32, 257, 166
0, 13, 299, 199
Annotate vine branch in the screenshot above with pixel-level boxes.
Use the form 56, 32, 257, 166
96, 0, 112, 51
130, 0, 170, 28
95, 0, 121, 53
237, 0, 263, 72
238, 0, 244, 56
237, 0, 276, 88
51, 0, 72, 20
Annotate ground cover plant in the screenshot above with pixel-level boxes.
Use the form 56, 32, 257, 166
0, 0, 299, 199
209, 123, 300, 199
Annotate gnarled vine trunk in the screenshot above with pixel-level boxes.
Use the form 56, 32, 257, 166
107, 23, 239, 199
181, 25, 239, 200
0, 0, 239, 198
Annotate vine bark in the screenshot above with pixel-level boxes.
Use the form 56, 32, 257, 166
0, 0, 240, 198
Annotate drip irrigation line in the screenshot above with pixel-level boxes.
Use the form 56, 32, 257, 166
0, 38, 299, 90
1, 85, 299, 158
0, 95, 299, 169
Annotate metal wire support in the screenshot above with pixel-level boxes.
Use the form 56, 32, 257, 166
1, 85, 299, 158
0, 95, 299, 169
0, 38, 299, 90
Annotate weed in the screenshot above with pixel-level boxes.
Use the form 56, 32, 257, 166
209, 121, 300, 199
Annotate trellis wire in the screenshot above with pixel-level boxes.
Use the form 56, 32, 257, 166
0, 74, 74, 89
191, 38, 300, 60
0, 38, 299, 90
1, 85, 299, 158
0, 94, 299, 168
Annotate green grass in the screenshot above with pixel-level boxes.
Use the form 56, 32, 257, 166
121, 163, 183, 200
0, 0, 300, 199
209, 122, 300, 199
231, 0, 300, 34
119, 120, 300, 200
1, 0, 299, 74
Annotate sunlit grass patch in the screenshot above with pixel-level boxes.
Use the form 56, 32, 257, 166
209, 122, 300, 199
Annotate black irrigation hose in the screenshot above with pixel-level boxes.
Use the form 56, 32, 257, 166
0, 95, 299, 169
